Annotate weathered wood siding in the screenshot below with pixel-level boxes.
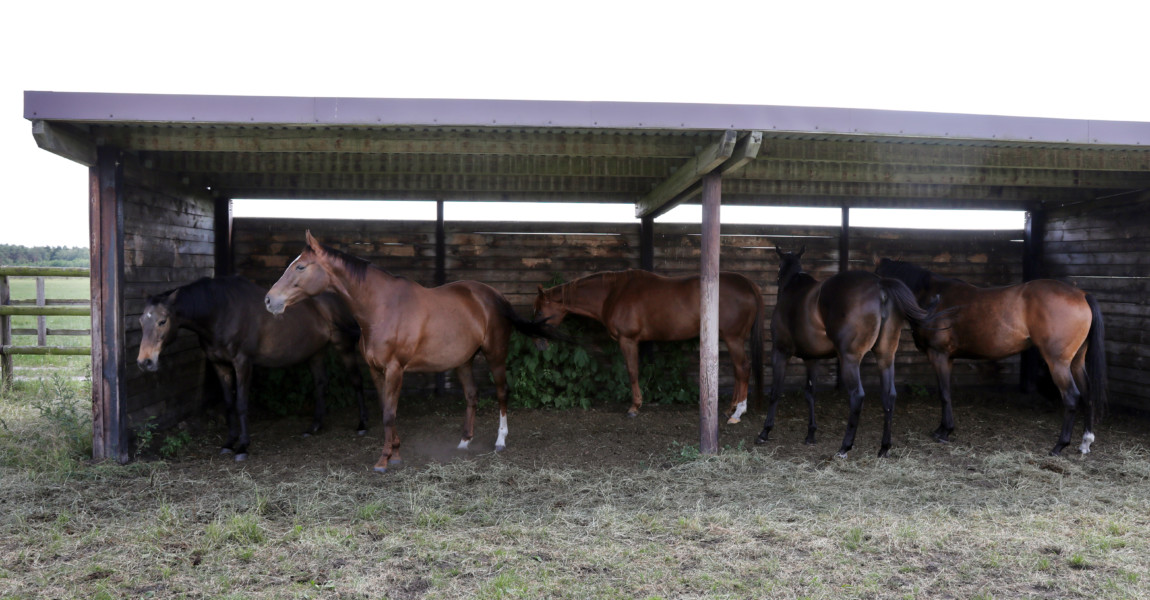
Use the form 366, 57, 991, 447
232, 218, 1025, 398
120, 159, 217, 431
1044, 193, 1150, 413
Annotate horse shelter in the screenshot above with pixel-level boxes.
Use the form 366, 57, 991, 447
22, 91, 1150, 463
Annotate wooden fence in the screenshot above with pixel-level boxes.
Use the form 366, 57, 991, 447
0, 266, 91, 385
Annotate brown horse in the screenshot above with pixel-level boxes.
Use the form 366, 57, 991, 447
264, 231, 558, 473
137, 276, 367, 461
533, 269, 764, 421
757, 247, 937, 458
876, 258, 1108, 456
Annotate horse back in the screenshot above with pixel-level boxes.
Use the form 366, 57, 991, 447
604, 271, 758, 341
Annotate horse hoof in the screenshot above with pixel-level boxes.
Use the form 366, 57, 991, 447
495, 443, 506, 452
754, 435, 769, 446
804, 438, 816, 446
626, 411, 639, 419
726, 417, 741, 425
878, 448, 890, 458
234, 453, 248, 462
301, 432, 312, 438
457, 439, 471, 450
357, 429, 367, 437
388, 458, 403, 467
835, 451, 848, 459
373, 465, 388, 474
220, 447, 234, 455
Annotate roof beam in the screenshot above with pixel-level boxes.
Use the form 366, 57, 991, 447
636, 130, 737, 218
31, 120, 97, 167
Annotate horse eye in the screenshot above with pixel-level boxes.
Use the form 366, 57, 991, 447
157, 319, 167, 326
296, 264, 306, 270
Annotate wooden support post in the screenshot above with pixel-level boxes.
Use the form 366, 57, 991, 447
214, 196, 233, 277
90, 146, 128, 463
1020, 208, 1046, 394
699, 172, 721, 455
1, 274, 10, 387
836, 206, 850, 389
435, 200, 447, 396
639, 215, 654, 272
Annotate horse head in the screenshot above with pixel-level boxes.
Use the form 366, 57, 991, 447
137, 292, 180, 372
774, 245, 806, 290
265, 230, 335, 315
532, 284, 570, 351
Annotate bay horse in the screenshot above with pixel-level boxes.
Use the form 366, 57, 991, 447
264, 231, 559, 473
757, 247, 937, 458
137, 276, 367, 461
533, 269, 764, 422
876, 258, 1108, 456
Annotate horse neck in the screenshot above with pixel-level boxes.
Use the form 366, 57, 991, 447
168, 297, 217, 343
561, 274, 614, 321
323, 260, 403, 324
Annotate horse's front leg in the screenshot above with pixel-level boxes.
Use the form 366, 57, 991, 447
928, 349, 956, 442
370, 362, 404, 473
304, 353, 328, 436
756, 348, 789, 444
210, 361, 239, 455
802, 359, 818, 445
618, 337, 644, 417
231, 356, 253, 461
455, 359, 479, 450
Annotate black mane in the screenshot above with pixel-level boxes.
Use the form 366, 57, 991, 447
877, 259, 933, 293
151, 276, 259, 321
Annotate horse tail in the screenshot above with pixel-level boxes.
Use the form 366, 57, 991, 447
878, 277, 934, 328
494, 295, 568, 342
1085, 293, 1109, 423
751, 286, 764, 409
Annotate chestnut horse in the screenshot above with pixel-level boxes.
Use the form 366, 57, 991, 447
137, 276, 367, 461
876, 258, 1108, 456
757, 247, 937, 458
265, 231, 559, 473
533, 269, 763, 421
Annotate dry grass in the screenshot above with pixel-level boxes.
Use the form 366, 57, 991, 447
2, 384, 1149, 599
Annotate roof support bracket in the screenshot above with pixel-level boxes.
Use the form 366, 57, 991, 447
31, 120, 97, 167
636, 130, 738, 219
636, 130, 762, 219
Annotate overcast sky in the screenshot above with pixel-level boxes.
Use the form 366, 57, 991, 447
3, 1, 1147, 247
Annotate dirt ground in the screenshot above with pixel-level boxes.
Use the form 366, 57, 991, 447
167, 384, 1150, 480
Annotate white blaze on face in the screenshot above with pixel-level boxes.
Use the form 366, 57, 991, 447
1080, 431, 1096, 454
495, 414, 509, 450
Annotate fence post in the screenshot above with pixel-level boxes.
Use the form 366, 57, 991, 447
36, 277, 47, 346
1, 274, 10, 387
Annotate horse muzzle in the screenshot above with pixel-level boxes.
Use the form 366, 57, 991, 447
264, 293, 286, 315
137, 357, 159, 372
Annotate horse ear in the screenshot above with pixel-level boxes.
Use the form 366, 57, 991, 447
775, 246, 785, 257
305, 230, 322, 253
537, 284, 545, 294
797, 245, 806, 258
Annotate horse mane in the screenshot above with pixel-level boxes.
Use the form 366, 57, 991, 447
313, 242, 373, 283
153, 276, 256, 321
878, 259, 934, 293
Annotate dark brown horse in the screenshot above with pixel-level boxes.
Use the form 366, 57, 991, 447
757, 247, 936, 458
265, 231, 558, 473
533, 269, 764, 421
876, 258, 1108, 456
137, 276, 367, 461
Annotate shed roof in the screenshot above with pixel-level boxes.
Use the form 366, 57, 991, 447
25, 91, 1150, 215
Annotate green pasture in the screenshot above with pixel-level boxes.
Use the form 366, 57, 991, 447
3, 276, 91, 380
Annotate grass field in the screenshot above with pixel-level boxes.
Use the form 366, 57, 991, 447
2, 276, 90, 380
1, 373, 1148, 599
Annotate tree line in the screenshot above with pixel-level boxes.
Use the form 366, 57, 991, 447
0, 245, 89, 268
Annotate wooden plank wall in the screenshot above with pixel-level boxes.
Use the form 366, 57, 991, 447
232, 218, 1025, 399
120, 159, 217, 431
1044, 193, 1150, 413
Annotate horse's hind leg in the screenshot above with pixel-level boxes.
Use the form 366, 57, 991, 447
455, 360, 479, 450
1047, 360, 1081, 457
1071, 347, 1094, 454
619, 337, 644, 417
724, 335, 750, 424
928, 349, 956, 442
802, 359, 818, 445
489, 355, 510, 452
304, 353, 328, 436
876, 355, 898, 458
756, 348, 789, 444
836, 354, 865, 459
